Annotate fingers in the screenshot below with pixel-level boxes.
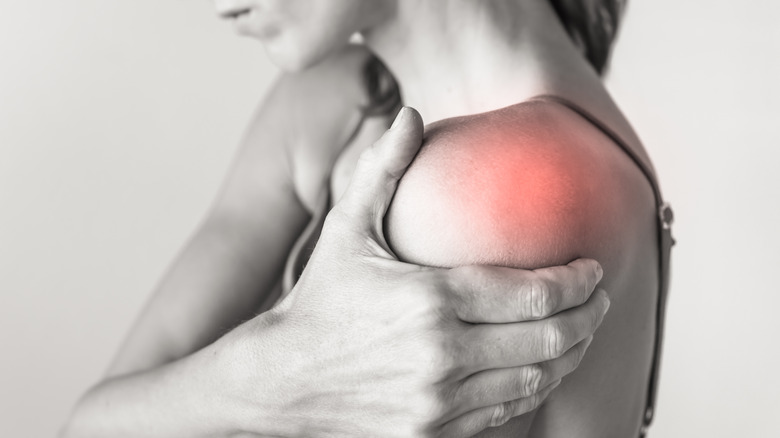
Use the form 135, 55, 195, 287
437, 380, 561, 438
460, 288, 609, 372
446, 258, 604, 323
334, 106, 424, 234
449, 335, 592, 417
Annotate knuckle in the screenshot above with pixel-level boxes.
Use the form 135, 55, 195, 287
419, 388, 447, 421
431, 270, 454, 296
353, 145, 380, 180
405, 272, 430, 296
432, 272, 467, 316
526, 278, 555, 319
439, 331, 469, 379
410, 272, 450, 311
452, 264, 483, 287
447, 265, 479, 299
586, 294, 607, 330
542, 319, 568, 359
416, 320, 461, 380
519, 364, 544, 397
352, 147, 381, 181
529, 391, 546, 410
568, 263, 591, 304
410, 340, 446, 384
489, 401, 515, 428
361, 140, 382, 163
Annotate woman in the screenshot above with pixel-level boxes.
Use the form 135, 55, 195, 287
225, 1, 672, 436
62, 0, 672, 436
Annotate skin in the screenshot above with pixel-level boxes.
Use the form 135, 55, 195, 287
387, 103, 657, 437
59, 104, 609, 438
224, 0, 660, 435
59, 1, 617, 437
366, 2, 658, 436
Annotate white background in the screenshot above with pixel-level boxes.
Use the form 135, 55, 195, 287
1, 1, 778, 436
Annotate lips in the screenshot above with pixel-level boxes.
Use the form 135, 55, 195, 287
218, 7, 252, 19
215, 1, 254, 20
215, 1, 279, 39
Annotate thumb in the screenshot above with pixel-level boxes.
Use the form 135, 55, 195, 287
336, 106, 424, 234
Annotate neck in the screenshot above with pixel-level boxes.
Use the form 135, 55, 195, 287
365, 0, 597, 122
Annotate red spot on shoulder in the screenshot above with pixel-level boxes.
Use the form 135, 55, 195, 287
385, 103, 604, 269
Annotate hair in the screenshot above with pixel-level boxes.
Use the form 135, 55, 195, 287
362, 0, 627, 114
361, 54, 402, 116
548, 0, 627, 75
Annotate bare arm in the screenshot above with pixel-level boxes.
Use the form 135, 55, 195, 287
106, 77, 309, 376
62, 47, 373, 436
385, 101, 659, 437
107, 47, 372, 377
61, 77, 312, 436
62, 106, 611, 438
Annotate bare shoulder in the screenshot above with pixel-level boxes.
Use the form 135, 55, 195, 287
385, 99, 660, 436
385, 99, 656, 273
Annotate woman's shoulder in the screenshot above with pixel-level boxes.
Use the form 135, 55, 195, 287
385, 98, 661, 437
385, 97, 656, 271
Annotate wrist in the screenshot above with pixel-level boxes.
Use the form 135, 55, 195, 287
175, 343, 250, 437
210, 307, 310, 438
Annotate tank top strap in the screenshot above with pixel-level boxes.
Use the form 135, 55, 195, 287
530, 94, 674, 437
529, 95, 660, 196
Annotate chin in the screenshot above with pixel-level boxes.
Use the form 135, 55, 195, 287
264, 45, 334, 72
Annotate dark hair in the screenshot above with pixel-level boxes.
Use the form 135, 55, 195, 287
548, 0, 627, 75
361, 54, 402, 116
362, 0, 627, 113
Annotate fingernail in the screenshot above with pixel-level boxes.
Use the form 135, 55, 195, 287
391, 106, 409, 129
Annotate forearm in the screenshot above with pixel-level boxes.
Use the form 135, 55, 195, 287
108, 219, 296, 377
62, 311, 309, 438
62, 342, 245, 438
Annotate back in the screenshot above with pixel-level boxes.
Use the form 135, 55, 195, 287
385, 98, 661, 437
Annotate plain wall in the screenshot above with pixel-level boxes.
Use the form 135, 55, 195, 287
1, 1, 778, 436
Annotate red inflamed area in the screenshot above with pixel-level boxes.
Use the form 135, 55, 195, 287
384, 100, 638, 272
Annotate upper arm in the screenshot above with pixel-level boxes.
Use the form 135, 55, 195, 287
385, 102, 659, 437
108, 46, 372, 377
108, 77, 310, 376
